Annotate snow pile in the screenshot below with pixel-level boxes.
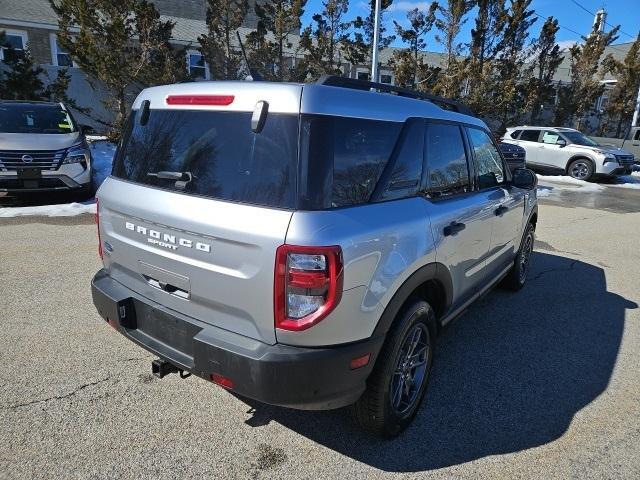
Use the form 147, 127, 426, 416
610, 171, 640, 189
88, 138, 117, 188
0, 201, 96, 218
536, 174, 605, 194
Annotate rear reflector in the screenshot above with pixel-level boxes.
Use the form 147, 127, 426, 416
166, 95, 234, 106
350, 354, 371, 370
210, 373, 234, 389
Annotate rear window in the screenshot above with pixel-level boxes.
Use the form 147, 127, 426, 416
0, 103, 76, 134
300, 115, 402, 208
112, 109, 299, 209
519, 130, 541, 142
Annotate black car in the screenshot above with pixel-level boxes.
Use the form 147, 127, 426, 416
499, 142, 526, 173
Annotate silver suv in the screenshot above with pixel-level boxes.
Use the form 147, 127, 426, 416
91, 77, 539, 437
0, 101, 93, 196
503, 126, 635, 181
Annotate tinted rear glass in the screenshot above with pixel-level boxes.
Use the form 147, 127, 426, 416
519, 130, 540, 142
300, 115, 402, 208
0, 103, 76, 134
112, 109, 299, 208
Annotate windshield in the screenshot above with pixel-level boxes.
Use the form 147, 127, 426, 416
0, 103, 77, 134
112, 109, 299, 208
562, 131, 599, 147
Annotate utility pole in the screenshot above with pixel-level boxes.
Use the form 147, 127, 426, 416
370, 0, 381, 83
632, 82, 640, 127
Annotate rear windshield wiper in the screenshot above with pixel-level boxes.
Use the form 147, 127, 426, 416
147, 171, 195, 191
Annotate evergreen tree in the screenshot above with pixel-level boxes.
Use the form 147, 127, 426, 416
555, 23, 619, 129
522, 17, 564, 124
343, 0, 395, 78
602, 33, 640, 137
493, 0, 536, 130
389, 4, 438, 89
199, 0, 249, 80
464, 0, 507, 116
433, 0, 472, 98
246, 0, 307, 81
51, 0, 188, 139
0, 47, 46, 100
298, 0, 350, 80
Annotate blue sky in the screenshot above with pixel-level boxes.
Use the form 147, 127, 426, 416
301, 0, 640, 52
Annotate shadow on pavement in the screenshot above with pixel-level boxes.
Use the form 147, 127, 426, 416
240, 252, 637, 472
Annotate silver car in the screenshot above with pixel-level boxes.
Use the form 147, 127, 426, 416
0, 100, 93, 196
91, 77, 538, 437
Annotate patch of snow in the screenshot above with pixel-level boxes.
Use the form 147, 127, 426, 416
0, 201, 96, 218
536, 174, 605, 193
89, 139, 117, 188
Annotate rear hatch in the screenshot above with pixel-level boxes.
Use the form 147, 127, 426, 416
97, 83, 302, 345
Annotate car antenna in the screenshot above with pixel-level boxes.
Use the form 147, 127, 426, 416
236, 31, 262, 82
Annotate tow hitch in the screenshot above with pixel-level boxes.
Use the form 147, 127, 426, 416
151, 359, 191, 379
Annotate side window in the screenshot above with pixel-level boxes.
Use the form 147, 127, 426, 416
332, 117, 402, 207
519, 130, 541, 142
510, 129, 522, 139
634, 129, 640, 141
379, 119, 424, 201
467, 128, 506, 189
424, 123, 471, 197
541, 130, 560, 144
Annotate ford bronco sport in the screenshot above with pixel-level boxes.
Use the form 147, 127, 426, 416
91, 77, 538, 437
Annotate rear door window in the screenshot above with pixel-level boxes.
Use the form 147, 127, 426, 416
424, 123, 471, 197
112, 109, 299, 209
519, 130, 541, 142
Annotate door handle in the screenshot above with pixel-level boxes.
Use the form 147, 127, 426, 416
495, 205, 509, 216
443, 221, 466, 236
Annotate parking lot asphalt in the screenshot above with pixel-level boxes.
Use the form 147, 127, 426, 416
1, 191, 639, 479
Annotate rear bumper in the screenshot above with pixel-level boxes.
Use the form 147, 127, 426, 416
91, 269, 383, 410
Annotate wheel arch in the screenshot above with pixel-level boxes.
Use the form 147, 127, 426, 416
565, 155, 596, 174
372, 263, 453, 340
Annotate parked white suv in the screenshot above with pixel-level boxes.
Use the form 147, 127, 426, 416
503, 126, 635, 181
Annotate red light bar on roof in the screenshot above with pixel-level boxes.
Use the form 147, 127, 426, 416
165, 95, 235, 106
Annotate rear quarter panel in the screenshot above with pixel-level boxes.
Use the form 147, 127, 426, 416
280, 197, 436, 347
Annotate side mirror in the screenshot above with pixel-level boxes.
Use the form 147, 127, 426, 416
81, 125, 95, 135
512, 168, 537, 190
556, 138, 567, 147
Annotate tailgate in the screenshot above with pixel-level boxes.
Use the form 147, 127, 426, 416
97, 177, 292, 345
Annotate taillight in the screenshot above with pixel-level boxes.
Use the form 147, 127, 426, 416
95, 198, 103, 260
165, 95, 234, 106
274, 245, 343, 331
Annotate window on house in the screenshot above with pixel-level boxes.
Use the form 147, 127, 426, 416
380, 74, 393, 85
188, 52, 207, 80
357, 71, 370, 81
50, 35, 73, 67
0, 31, 27, 61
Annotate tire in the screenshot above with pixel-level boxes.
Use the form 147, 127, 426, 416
502, 223, 535, 291
567, 158, 594, 181
352, 300, 436, 438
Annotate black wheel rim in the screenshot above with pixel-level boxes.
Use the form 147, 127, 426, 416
390, 323, 430, 415
519, 233, 533, 283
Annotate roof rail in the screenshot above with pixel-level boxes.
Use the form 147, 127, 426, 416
316, 75, 475, 117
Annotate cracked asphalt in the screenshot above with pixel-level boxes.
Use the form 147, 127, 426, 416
1, 191, 639, 479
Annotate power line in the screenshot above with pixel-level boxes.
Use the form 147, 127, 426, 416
532, 12, 630, 56
568, 0, 636, 40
